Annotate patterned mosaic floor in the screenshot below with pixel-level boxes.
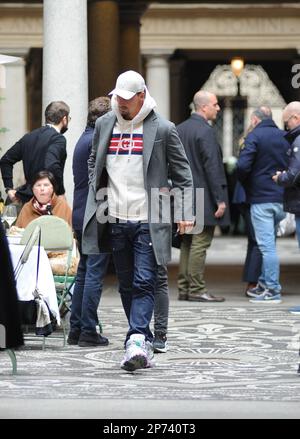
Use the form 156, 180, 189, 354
0, 305, 299, 402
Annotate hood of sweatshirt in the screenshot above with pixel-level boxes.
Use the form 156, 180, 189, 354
111, 87, 157, 128
110, 87, 157, 157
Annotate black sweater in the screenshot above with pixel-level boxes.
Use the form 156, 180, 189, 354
0, 125, 66, 203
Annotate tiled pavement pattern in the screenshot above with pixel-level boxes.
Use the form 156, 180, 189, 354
0, 237, 299, 418
0, 304, 299, 402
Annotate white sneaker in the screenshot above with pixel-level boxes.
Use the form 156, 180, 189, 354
249, 289, 282, 304
121, 334, 152, 372
145, 340, 154, 365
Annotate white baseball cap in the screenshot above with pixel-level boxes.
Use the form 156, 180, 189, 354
109, 70, 145, 100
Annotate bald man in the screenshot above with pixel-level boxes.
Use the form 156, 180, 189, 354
273, 101, 300, 244
176, 90, 230, 302
273, 102, 300, 314
272, 101, 300, 249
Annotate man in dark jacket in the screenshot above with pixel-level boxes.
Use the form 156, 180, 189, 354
273, 101, 300, 246
176, 90, 230, 302
68, 97, 111, 348
237, 106, 289, 303
273, 101, 300, 317
0, 101, 70, 204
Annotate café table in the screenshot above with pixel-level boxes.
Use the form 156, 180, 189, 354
7, 237, 60, 325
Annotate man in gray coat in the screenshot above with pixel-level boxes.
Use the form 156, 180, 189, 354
82, 70, 193, 371
177, 90, 230, 302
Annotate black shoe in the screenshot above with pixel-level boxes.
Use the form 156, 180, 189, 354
153, 333, 168, 353
78, 332, 109, 347
67, 329, 81, 345
188, 292, 225, 302
178, 293, 188, 301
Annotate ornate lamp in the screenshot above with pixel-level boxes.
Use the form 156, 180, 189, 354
231, 57, 244, 96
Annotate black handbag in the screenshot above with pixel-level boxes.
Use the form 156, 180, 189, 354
172, 225, 182, 249
18, 300, 37, 325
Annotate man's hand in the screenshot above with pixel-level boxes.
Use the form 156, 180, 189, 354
272, 171, 282, 183
214, 201, 226, 218
7, 189, 18, 202
177, 220, 194, 235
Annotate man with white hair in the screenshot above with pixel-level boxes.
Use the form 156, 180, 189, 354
273, 101, 300, 316
82, 70, 194, 371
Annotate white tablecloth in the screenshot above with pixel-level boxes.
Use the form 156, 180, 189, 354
8, 242, 60, 325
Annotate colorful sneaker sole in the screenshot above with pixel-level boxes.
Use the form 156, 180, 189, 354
121, 354, 148, 372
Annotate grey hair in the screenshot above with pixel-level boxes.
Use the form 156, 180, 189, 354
252, 105, 272, 120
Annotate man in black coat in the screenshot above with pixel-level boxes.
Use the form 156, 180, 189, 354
273, 101, 300, 247
237, 107, 289, 304
68, 97, 111, 347
273, 101, 300, 319
177, 90, 230, 302
0, 101, 70, 204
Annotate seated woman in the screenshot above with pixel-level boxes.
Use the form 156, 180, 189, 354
16, 170, 72, 228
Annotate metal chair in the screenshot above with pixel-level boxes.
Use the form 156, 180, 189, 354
14, 225, 41, 280
20, 216, 76, 345
13, 224, 45, 353
3, 349, 17, 375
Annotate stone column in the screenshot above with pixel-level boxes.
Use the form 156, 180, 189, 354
0, 50, 28, 194
26, 48, 43, 132
170, 58, 187, 124
43, 0, 88, 204
88, 0, 119, 99
119, 2, 148, 73
222, 102, 233, 160
144, 51, 173, 120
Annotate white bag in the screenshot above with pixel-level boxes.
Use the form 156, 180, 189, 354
277, 213, 296, 237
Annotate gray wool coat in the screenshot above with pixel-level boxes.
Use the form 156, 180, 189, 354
82, 110, 193, 265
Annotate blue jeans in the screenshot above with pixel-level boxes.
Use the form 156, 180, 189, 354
70, 230, 110, 336
251, 203, 285, 293
238, 203, 262, 283
109, 221, 158, 343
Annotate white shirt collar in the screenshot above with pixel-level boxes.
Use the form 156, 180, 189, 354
46, 123, 60, 133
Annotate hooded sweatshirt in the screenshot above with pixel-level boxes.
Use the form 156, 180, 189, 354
106, 90, 156, 220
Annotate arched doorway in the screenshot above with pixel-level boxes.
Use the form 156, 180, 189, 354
202, 64, 286, 159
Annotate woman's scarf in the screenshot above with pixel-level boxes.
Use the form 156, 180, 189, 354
32, 197, 52, 215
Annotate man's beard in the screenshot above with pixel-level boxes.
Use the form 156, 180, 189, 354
119, 108, 131, 120
60, 125, 68, 134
